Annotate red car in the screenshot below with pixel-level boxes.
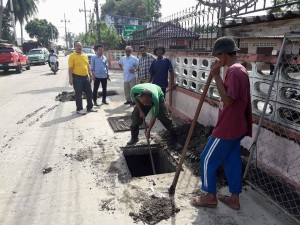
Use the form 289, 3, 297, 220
0, 43, 30, 73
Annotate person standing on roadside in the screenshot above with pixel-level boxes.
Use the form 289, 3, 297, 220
190, 37, 252, 210
68, 41, 97, 115
137, 45, 155, 84
91, 45, 110, 106
118, 46, 139, 105
149, 46, 174, 96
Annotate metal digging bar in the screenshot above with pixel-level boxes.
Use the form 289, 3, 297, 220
169, 72, 213, 195
144, 119, 156, 175
243, 35, 288, 179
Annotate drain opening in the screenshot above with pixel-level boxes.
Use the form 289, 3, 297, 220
122, 145, 176, 177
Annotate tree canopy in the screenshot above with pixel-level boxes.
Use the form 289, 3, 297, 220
101, 0, 161, 21
1, 7, 14, 42
25, 18, 59, 48
77, 13, 122, 50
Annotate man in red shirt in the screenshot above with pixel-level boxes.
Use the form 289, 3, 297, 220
191, 37, 252, 210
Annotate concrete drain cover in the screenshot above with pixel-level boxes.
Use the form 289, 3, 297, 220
122, 144, 177, 177
108, 116, 145, 132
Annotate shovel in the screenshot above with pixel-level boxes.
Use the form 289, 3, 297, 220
169, 72, 213, 195
144, 119, 156, 175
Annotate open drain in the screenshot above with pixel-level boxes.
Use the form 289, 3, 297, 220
122, 144, 177, 177
108, 116, 146, 132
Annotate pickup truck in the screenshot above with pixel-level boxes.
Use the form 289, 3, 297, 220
0, 43, 30, 73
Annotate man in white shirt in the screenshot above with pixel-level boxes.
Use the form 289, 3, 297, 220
118, 46, 139, 105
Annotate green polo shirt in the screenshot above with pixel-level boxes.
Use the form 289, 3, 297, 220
130, 83, 165, 117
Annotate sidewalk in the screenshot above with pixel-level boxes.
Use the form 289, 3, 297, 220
83, 70, 296, 225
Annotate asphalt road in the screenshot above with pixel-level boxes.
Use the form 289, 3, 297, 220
0, 56, 136, 225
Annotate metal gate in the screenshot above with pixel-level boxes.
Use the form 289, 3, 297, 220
243, 33, 300, 222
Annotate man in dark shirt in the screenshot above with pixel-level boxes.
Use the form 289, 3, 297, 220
149, 46, 174, 96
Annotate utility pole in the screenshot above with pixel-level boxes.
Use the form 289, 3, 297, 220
61, 14, 70, 49
95, 0, 101, 44
9, 0, 17, 45
79, 0, 91, 34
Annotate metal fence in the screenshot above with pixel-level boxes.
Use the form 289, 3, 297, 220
131, 0, 300, 52
243, 34, 300, 222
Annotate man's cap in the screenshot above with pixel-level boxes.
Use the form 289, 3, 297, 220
211, 36, 240, 56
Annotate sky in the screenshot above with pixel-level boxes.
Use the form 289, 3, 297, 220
3, 0, 198, 44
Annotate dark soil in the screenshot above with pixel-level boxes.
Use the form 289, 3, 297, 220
129, 195, 180, 225
42, 167, 52, 174
157, 123, 250, 188
55, 90, 118, 102
65, 148, 93, 161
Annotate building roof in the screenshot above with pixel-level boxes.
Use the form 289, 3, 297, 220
133, 22, 198, 40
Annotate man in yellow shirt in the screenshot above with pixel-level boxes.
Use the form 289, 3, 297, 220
68, 41, 97, 115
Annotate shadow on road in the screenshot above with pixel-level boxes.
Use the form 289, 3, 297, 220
41, 113, 79, 127
104, 104, 133, 117
18, 86, 72, 95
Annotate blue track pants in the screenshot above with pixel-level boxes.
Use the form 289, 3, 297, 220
200, 136, 243, 194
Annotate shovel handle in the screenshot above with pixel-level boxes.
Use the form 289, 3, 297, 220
169, 72, 213, 194
144, 119, 156, 175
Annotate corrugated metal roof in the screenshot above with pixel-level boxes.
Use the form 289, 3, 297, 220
223, 11, 300, 28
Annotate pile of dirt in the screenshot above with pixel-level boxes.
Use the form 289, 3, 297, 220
55, 90, 118, 102
157, 123, 250, 188
42, 167, 52, 174
129, 195, 180, 225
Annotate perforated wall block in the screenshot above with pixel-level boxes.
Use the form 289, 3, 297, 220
253, 62, 279, 81
252, 95, 277, 119
278, 65, 300, 85
209, 86, 221, 100
175, 57, 182, 67
274, 103, 300, 132
239, 61, 256, 77
277, 83, 300, 107
190, 69, 201, 82
252, 78, 278, 101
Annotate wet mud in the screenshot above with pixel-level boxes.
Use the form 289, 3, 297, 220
55, 90, 118, 102
130, 195, 180, 225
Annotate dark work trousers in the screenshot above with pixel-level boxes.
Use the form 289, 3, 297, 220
72, 74, 93, 111
130, 101, 177, 140
161, 87, 167, 99
93, 77, 108, 103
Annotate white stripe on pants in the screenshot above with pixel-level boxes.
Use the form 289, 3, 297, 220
124, 78, 137, 102
204, 138, 220, 187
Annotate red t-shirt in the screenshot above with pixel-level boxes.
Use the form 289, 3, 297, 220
212, 63, 252, 139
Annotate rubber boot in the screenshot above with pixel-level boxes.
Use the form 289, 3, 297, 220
127, 128, 139, 145
170, 129, 183, 151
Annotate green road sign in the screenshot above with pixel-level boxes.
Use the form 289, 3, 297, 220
123, 25, 146, 40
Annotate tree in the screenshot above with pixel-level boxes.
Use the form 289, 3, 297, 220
6, 0, 39, 44
77, 13, 122, 50
101, 0, 161, 21
25, 19, 59, 48
1, 7, 14, 42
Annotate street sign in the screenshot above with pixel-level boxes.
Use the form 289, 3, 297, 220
123, 25, 146, 40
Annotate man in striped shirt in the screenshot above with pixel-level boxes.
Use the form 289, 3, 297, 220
137, 45, 155, 84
